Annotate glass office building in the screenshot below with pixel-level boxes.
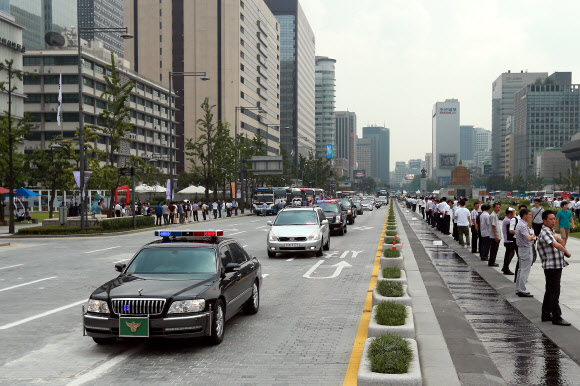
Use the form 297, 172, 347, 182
265, 0, 315, 163
362, 126, 390, 184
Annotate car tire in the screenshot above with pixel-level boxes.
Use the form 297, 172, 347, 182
243, 281, 260, 315
339, 226, 345, 236
316, 240, 324, 257
92, 337, 116, 345
344, 224, 348, 233
267, 251, 276, 258
323, 236, 330, 251
209, 300, 225, 345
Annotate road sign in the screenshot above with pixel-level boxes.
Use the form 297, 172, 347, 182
118, 167, 134, 177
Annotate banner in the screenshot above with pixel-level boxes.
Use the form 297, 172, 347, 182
73, 171, 93, 197
166, 179, 171, 200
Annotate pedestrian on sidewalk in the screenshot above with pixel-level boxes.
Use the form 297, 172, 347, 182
480, 204, 491, 261
162, 202, 169, 225
454, 199, 471, 247
556, 201, 575, 247
444, 199, 453, 235
471, 202, 480, 253
233, 199, 238, 216
574, 198, 580, 218
538, 210, 572, 326
515, 209, 536, 297
502, 208, 517, 275
531, 198, 545, 236
489, 203, 502, 267
418, 197, 425, 219
212, 201, 218, 219
201, 202, 208, 221
155, 203, 163, 226
452, 200, 460, 241
192, 202, 199, 221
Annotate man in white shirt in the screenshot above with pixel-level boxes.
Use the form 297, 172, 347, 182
489, 202, 502, 267
454, 200, 471, 247
471, 202, 480, 253
553, 198, 561, 208
114, 203, 122, 218
480, 204, 492, 261
452, 200, 460, 241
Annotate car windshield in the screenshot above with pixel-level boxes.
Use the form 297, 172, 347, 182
274, 210, 318, 225
316, 203, 339, 212
126, 247, 217, 275
339, 200, 350, 206
255, 194, 274, 204
362, 200, 371, 205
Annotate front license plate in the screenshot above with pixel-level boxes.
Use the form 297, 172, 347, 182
284, 243, 300, 247
119, 316, 149, 337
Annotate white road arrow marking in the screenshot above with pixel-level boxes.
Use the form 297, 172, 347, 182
351, 250, 363, 258
339, 251, 349, 259
303, 261, 352, 279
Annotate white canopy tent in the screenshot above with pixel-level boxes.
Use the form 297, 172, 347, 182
177, 185, 213, 194
134, 184, 167, 193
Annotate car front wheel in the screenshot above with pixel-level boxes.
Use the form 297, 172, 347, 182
323, 236, 330, 250
243, 282, 260, 315
209, 300, 225, 345
316, 240, 324, 256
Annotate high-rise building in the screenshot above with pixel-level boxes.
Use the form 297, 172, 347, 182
78, 0, 124, 58
362, 126, 390, 183
513, 72, 579, 178
425, 153, 433, 179
335, 111, 357, 179
21, 43, 174, 174
432, 99, 460, 185
315, 56, 336, 159
394, 162, 407, 186
460, 125, 491, 163
504, 134, 515, 177
0, 0, 76, 49
491, 71, 548, 174
356, 137, 372, 178
124, 0, 281, 172
0, 10, 24, 118
264, 0, 315, 164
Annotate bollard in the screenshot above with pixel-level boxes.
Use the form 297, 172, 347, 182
392, 241, 396, 250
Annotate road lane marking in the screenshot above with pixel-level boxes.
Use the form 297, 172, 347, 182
261, 274, 269, 279
67, 346, 143, 386
302, 260, 324, 277
303, 261, 351, 279
229, 231, 246, 236
0, 264, 24, 270
0, 276, 57, 292
84, 246, 121, 254
113, 259, 128, 264
0, 299, 86, 330
242, 245, 249, 248
286, 258, 295, 262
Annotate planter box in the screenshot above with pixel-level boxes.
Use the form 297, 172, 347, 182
358, 337, 421, 386
380, 253, 404, 269
378, 269, 407, 284
372, 284, 411, 307
383, 243, 403, 251
368, 305, 414, 339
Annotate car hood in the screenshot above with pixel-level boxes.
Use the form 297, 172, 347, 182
270, 224, 320, 237
93, 274, 215, 299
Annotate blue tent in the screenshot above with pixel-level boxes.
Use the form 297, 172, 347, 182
14, 188, 41, 197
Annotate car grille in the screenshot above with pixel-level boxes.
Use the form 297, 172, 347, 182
278, 237, 307, 242
280, 247, 306, 251
111, 298, 166, 316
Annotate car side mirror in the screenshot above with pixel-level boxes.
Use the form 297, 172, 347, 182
224, 263, 241, 273
115, 263, 126, 272
267, 221, 273, 226
322, 219, 329, 225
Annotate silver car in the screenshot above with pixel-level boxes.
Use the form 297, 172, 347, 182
266, 207, 330, 258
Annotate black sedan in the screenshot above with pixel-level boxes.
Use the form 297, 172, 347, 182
83, 230, 261, 345
338, 198, 357, 224
314, 200, 348, 235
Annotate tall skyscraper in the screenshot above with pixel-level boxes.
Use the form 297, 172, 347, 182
432, 99, 460, 185
0, 0, 76, 49
264, 0, 315, 164
513, 72, 579, 178
356, 137, 373, 177
362, 126, 390, 183
0, 10, 24, 118
335, 111, 357, 179
125, 0, 281, 172
78, 0, 124, 57
460, 125, 490, 162
491, 71, 548, 174
315, 56, 336, 159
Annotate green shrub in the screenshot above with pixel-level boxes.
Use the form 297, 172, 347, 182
384, 237, 400, 244
375, 301, 406, 326
17, 225, 103, 235
101, 215, 155, 230
387, 225, 397, 230
383, 249, 401, 258
377, 281, 404, 297
386, 231, 398, 237
368, 334, 413, 374
382, 267, 401, 279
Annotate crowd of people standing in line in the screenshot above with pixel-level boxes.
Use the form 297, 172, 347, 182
403, 195, 574, 327
152, 199, 240, 225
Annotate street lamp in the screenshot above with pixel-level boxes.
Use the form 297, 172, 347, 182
235, 106, 264, 214
168, 72, 210, 201
76, 4, 134, 230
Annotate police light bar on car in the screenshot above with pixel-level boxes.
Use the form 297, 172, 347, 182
155, 230, 224, 237
315, 199, 338, 203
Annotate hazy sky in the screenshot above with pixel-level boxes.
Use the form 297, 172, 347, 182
300, 0, 578, 168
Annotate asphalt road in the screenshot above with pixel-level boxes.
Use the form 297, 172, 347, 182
0, 207, 388, 385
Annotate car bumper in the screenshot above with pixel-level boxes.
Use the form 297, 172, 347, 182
329, 222, 344, 230
267, 239, 322, 253
83, 312, 211, 339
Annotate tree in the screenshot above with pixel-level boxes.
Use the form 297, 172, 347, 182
29, 138, 75, 218
0, 59, 33, 233
89, 52, 135, 216
358, 177, 377, 194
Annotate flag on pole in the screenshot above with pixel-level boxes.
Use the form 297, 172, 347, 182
57, 73, 62, 126
166, 178, 171, 200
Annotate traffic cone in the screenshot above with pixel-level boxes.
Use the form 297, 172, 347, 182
392, 241, 396, 250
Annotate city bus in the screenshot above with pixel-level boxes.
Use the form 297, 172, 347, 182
252, 187, 287, 215
313, 188, 324, 201
554, 191, 571, 200
300, 188, 314, 203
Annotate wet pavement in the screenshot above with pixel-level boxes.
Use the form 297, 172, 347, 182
409, 215, 580, 386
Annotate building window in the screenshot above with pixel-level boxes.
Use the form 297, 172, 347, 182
159, 21, 162, 29
95, 64, 105, 74
96, 99, 107, 109
83, 77, 94, 87
84, 95, 94, 106
83, 59, 93, 70
95, 82, 106, 92
63, 112, 79, 122
62, 94, 79, 103
24, 94, 41, 103
44, 56, 78, 66
84, 114, 95, 124
160, 60, 162, 68
137, 97, 145, 105
23, 56, 42, 66
24, 75, 41, 84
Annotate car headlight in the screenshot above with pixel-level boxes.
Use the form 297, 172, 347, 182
335, 215, 341, 222
168, 299, 206, 314
308, 231, 321, 240
268, 232, 277, 241
347, 210, 352, 214
87, 299, 109, 313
